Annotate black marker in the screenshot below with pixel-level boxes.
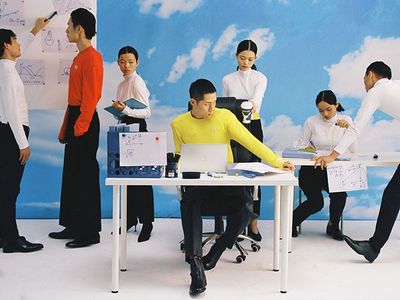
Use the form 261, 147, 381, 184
46, 11, 57, 21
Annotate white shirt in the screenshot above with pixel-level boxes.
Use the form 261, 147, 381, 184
298, 114, 356, 154
335, 78, 400, 154
116, 71, 151, 119
222, 69, 267, 115
0, 32, 34, 149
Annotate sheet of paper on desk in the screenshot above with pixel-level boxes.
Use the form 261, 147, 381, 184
232, 162, 285, 174
327, 162, 368, 192
119, 132, 167, 166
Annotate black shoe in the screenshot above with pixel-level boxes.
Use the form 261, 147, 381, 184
326, 223, 343, 241
202, 243, 225, 271
49, 228, 75, 239
65, 236, 100, 248
292, 225, 298, 237
138, 223, 153, 243
343, 236, 379, 263
189, 256, 206, 295
3, 236, 44, 253
247, 226, 262, 242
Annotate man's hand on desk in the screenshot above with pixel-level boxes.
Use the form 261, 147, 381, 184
283, 161, 294, 171
313, 150, 339, 169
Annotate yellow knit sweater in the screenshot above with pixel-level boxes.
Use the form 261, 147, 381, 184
171, 108, 284, 168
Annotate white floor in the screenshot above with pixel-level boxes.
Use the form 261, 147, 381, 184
1, 219, 399, 300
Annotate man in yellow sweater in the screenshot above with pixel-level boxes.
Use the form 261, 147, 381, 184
171, 79, 293, 295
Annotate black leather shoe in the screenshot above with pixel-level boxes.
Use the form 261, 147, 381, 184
343, 235, 379, 263
326, 223, 343, 241
3, 236, 44, 253
247, 226, 262, 242
65, 236, 100, 248
189, 256, 206, 295
49, 228, 75, 239
138, 223, 153, 242
202, 244, 225, 271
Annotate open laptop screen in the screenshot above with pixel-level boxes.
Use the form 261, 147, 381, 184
179, 144, 228, 173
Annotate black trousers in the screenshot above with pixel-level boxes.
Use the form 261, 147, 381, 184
293, 166, 347, 227
180, 186, 254, 261
59, 106, 101, 237
0, 123, 29, 243
121, 116, 154, 226
369, 164, 400, 253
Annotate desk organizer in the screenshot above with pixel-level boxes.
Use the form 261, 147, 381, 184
107, 126, 164, 178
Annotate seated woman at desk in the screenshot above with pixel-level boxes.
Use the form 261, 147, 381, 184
292, 90, 356, 240
112, 46, 154, 242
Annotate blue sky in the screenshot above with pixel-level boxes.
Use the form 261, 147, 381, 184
17, 0, 400, 221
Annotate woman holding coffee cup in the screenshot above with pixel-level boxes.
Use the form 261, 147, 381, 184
222, 39, 267, 241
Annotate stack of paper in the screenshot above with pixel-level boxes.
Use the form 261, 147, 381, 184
227, 162, 285, 177
282, 148, 315, 159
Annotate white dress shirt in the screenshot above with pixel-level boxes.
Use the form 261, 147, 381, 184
0, 32, 34, 149
222, 69, 267, 116
298, 113, 356, 154
335, 78, 400, 154
116, 71, 151, 119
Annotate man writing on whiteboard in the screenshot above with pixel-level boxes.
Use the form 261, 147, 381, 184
0, 18, 49, 253
314, 61, 400, 263
48, 8, 103, 248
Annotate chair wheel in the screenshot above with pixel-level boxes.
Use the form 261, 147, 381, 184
236, 255, 246, 263
251, 243, 261, 252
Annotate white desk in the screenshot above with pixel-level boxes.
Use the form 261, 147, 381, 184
105, 172, 298, 294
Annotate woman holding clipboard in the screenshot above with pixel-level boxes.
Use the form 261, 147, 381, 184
112, 46, 154, 242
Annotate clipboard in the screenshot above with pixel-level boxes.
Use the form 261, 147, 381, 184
104, 98, 147, 119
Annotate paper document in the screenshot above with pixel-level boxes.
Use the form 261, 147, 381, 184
327, 162, 368, 192
104, 98, 147, 119
230, 162, 285, 175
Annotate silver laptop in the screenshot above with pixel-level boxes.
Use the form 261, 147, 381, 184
180, 144, 228, 173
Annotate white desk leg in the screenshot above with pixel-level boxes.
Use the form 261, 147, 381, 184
112, 185, 120, 293
288, 186, 294, 253
280, 185, 290, 293
120, 185, 128, 271
273, 185, 281, 271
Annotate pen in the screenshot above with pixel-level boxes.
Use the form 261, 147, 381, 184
46, 11, 57, 21
309, 140, 316, 149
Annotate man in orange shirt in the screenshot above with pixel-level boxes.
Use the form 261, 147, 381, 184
48, 8, 103, 248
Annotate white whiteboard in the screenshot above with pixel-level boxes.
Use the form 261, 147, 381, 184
0, 0, 96, 109
119, 132, 168, 167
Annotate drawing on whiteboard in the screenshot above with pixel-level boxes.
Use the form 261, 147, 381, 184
53, 0, 94, 15
16, 59, 46, 85
0, 0, 25, 26
41, 27, 77, 53
327, 162, 368, 193
58, 59, 72, 84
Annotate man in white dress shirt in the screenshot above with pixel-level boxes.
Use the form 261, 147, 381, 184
0, 18, 49, 253
315, 61, 400, 263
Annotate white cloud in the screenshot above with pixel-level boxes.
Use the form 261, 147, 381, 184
343, 196, 380, 219
147, 47, 156, 59
263, 115, 302, 150
212, 24, 238, 60
267, 0, 290, 5
369, 167, 396, 181
326, 36, 400, 99
247, 28, 275, 58
357, 118, 400, 152
166, 38, 211, 83
137, 0, 202, 19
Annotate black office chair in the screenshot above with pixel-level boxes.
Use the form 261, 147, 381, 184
179, 97, 261, 263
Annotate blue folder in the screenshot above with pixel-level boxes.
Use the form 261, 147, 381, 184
104, 98, 147, 119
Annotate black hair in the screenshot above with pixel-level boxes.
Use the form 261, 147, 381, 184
236, 39, 257, 70
0, 28, 16, 57
315, 90, 345, 112
118, 46, 138, 61
70, 8, 96, 40
189, 79, 216, 101
366, 61, 392, 80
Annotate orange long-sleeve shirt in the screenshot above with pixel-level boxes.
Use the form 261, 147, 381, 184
58, 46, 103, 140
